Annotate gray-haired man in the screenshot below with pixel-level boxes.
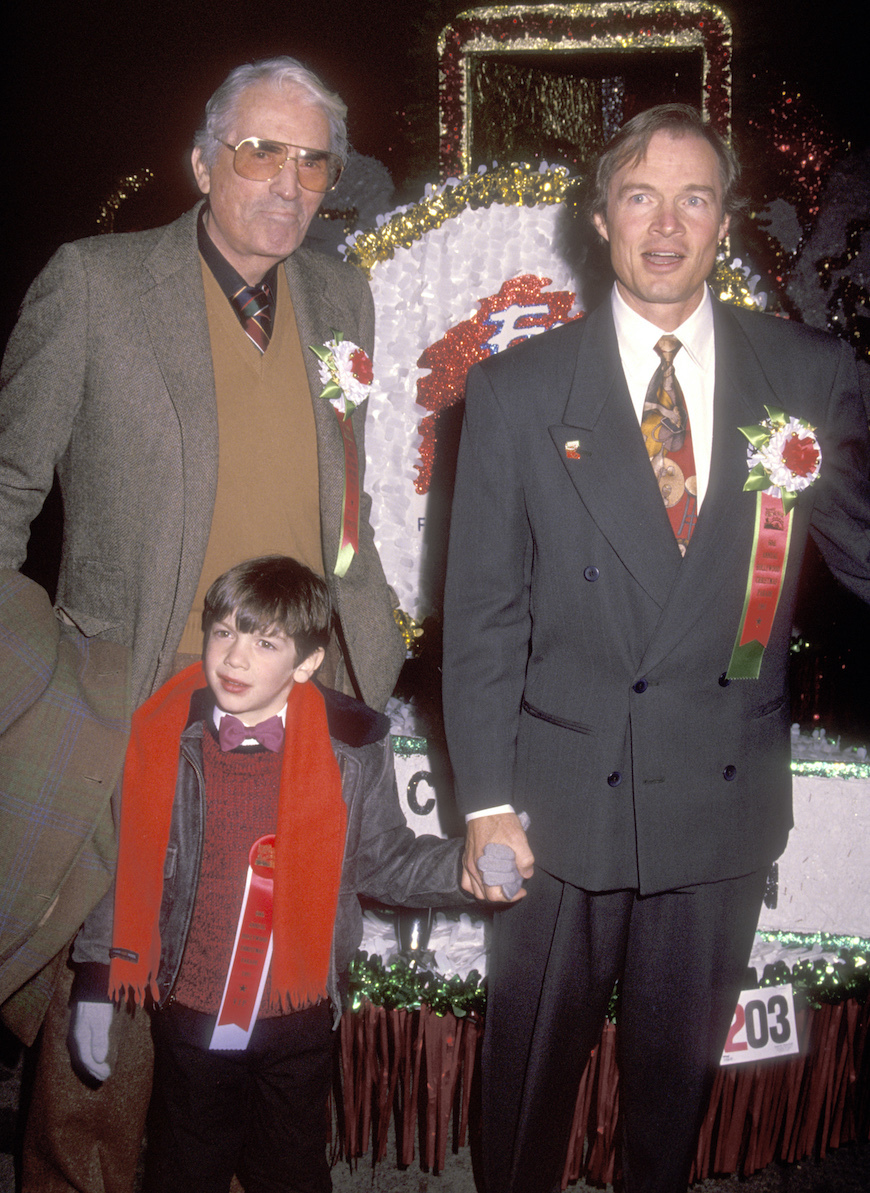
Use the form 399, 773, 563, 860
1, 57, 402, 1191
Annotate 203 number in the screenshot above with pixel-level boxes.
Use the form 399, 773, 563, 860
725, 993, 791, 1053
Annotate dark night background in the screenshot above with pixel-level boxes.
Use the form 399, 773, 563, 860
4, 0, 869, 742
5, 0, 867, 334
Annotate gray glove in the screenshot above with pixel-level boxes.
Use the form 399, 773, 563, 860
71, 1001, 114, 1082
476, 812, 531, 898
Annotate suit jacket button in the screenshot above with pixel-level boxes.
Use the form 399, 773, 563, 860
607, 771, 622, 787
583, 566, 600, 582
723, 764, 737, 781
632, 679, 648, 694
718, 673, 731, 687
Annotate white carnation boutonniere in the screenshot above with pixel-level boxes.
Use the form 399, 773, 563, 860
727, 406, 822, 681
740, 406, 822, 513
310, 333, 373, 418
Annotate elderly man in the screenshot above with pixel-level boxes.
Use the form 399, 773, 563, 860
1, 57, 403, 1191
443, 104, 870, 1193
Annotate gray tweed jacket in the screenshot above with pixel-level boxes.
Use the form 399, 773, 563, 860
0, 203, 403, 713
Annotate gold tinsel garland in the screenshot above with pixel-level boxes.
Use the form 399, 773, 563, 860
348, 163, 762, 313
711, 257, 768, 310
345, 163, 573, 277
96, 169, 155, 234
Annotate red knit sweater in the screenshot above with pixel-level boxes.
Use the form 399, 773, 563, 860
172, 731, 283, 1017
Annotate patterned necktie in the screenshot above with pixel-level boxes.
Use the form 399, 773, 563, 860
640, 335, 698, 554
218, 713, 284, 752
232, 281, 273, 353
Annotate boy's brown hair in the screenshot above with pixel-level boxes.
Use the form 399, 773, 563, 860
202, 555, 332, 661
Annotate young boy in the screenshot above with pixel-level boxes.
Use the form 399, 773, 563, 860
70, 555, 467, 1193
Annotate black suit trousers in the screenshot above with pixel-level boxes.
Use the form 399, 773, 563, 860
482, 866, 766, 1193
145, 1000, 334, 1193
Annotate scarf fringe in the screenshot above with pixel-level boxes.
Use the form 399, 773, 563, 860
109, 975, 160, 1007
268, 981, 330, 1015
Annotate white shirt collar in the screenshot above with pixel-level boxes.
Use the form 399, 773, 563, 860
610, 283, 715, 378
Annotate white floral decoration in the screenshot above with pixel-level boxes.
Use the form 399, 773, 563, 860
748, 417, 822, 497
741, 407, 822, 512
311, 337, 373, 417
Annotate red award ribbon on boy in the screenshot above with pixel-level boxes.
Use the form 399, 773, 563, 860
310, 333, 373, 577
726, 406, 821, 680
210, 834, 277, 1050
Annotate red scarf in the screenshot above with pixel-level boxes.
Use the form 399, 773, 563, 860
109, 664, 347, 1011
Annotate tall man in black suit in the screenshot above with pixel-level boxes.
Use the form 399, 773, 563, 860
442, 105, 870, 1193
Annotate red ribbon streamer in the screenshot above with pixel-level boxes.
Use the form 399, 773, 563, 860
727, 492, 794, 679
335, 998, 870, 1186
214, 835, 275, 1032
334, 410, 360, 576
738, 493, 791, 648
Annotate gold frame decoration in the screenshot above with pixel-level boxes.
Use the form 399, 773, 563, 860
438, 3, 732, 180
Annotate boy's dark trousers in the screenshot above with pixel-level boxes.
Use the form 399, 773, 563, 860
144, 1000, 334, 1193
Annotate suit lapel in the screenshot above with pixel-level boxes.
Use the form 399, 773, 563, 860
138, 205, 219, 647
284, 250, 350, 575
140, 205, 219, 492
284, 250, 342, 407
551, 303, 682, 610
636, 300, 784, 673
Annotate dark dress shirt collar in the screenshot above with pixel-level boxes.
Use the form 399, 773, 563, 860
196, 206, 279, 312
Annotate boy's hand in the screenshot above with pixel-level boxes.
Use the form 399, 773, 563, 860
462, 811, 534, 902
70, 1002, 114, 1082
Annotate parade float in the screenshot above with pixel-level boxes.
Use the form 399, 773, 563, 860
314, 4, 870, 1183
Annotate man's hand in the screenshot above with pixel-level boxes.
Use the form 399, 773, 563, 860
70, 1002, 114, 1082
462, 812, 534, 902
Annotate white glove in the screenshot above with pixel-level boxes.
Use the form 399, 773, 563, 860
71, 1001, 114, 1082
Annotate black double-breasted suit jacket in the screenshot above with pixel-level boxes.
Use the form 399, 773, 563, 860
443, 297, 870, 895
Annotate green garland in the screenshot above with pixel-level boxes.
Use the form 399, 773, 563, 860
348, 952, 486, 1018
348, 934, 870, 1018
754, 933, 870, 1010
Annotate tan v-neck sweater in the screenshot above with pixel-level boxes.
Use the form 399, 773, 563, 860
176, 264, 324, 655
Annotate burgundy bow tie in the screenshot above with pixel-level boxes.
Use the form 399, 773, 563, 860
218, 713, 284, 752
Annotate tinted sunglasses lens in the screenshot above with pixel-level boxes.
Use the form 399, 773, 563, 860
233, 140, 287, 180
232, 141, 342, 191
295, 151, 342, 193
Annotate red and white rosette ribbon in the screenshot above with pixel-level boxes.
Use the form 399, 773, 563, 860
310, 335, 372, 577
726, 408, 820, 680
210, 835, 275, 1051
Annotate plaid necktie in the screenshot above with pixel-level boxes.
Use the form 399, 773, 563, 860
232, 281, 273, 353
640, 335, 698, 554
